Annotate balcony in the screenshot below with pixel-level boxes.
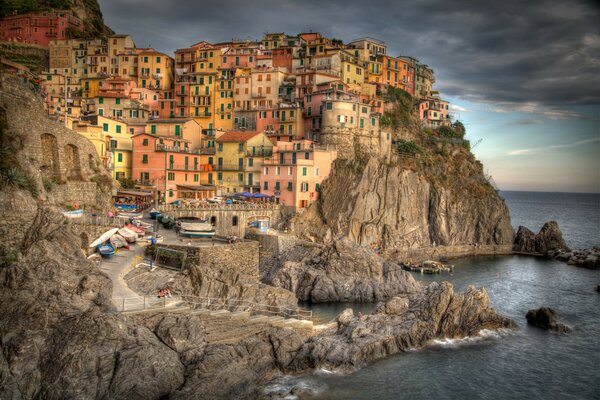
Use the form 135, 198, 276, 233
246, 150, 273, 157
153, 73, 162, 79
214, 164, 244, 172
167, 164, 210, 172
156, 144, 210, 155
140, 71, 151, 77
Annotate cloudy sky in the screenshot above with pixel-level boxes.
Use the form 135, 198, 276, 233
98, 0, 600, 192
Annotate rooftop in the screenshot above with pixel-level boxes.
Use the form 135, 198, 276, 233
216, 131, 262, 143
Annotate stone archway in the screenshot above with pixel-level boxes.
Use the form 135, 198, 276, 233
64, 144, 82, 181
40, 133, 60, 181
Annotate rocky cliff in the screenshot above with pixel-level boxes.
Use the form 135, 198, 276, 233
293, 136, 514, 256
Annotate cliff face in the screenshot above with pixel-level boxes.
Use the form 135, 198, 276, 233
71, 0, 114, 38
294, 144, 514, 253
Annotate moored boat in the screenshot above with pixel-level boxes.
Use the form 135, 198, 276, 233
89, 228, 119, 248
117, 212, 143, 220
97, 243, 116, 257
125, 223, 145, 236
179, 222, 216, 238
149, 209, 161, 220
62, 209, 84, 218
118, 227, 138, 243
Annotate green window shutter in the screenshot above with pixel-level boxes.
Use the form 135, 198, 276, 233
99, 97, 103, 104
142, 154, 148, 164
287, 182, 293, 191
302, 167, 307, 176
117, 153, 123, 162
151, 125, 156, 134
142, 138, 148, 146
264, 181, 268, 190
175, 125, 181, 136
103, 123, 108, 132
326, 102, 332, 110
275, 181, 280, 190
116, 98, 120, 105
116, 125, 121, 133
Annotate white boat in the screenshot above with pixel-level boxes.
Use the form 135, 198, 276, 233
118, 227, 138, 243
89, 228, 119, 248
109, 234, 128, 249
62, 209, 84, 218
179, 222, 216, 238
117, 212, 143, 220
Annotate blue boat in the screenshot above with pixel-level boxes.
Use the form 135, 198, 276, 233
97, 243, 116, 257
149, 210, 161, 220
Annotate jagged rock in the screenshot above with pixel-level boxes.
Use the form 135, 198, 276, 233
514, 221, 570, 255
272, 239, 420, 302
287, 282, 516, 371
526, 307, 571, 334
293, 156, 514, 250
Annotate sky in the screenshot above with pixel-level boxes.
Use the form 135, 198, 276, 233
97, 0, 600, 193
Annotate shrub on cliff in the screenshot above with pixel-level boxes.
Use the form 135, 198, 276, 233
381, 87, 414, 129
393, 139, 423, 156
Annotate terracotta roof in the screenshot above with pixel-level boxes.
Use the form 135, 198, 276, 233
216, 131, 261, 143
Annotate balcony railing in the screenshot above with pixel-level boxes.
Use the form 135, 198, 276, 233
167, 164, 211, 172
156, 144, 215, 155
214, 164, 244, 172
246, 150, 273, 157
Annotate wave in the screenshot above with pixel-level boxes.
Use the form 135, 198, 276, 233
428, 329, 513, 349
263, 375, 328, 399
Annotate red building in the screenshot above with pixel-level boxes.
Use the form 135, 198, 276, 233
0, 11, 83, 47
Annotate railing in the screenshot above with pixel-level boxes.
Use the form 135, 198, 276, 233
158, 203, 280, 212
115, 294, 312, 321
246, 150, 273, 157
156, 144, 214, 155
214, 164, 244, 171
67, 212, 126, 228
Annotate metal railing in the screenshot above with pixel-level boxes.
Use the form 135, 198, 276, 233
158, 203, 280, 212
67, 212, 126, 228
115, 294, 312, 321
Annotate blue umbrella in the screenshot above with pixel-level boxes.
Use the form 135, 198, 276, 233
239, 191, 253, 197
251, 193, 272, 198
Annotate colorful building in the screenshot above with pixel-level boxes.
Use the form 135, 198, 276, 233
214, 131, 273, 194
0, 11, 83, 47
261, 140, 337, 210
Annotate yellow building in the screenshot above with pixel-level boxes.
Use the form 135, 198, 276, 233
96, 115, 132, 179
71, 121, 111, 168
81, 77, 104, 98
340, 59, 365, 86
215, 68, 235, 132
215, 131, 273, 194
137, 49, 174, 91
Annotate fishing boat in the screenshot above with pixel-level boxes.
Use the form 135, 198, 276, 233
89, 228, 119, 248
149, 209, 161, 220
125, 223, 145, 236
117, 212, 143, 220
179, 222, 216, 238
97, 243, 116, 257
110, 234, 129, 249
62, 209, 84, 218
118, 227, 138, 243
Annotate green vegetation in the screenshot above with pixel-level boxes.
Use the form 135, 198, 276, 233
0, 0, 73, 18
435, 121, 467, 139
117, 177, 136, 189
42, 176, 57, 191
392, 139, 423, 156
381, 87, 414, 129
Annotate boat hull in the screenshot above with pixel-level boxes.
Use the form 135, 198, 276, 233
97, 244, 116, 257
179, 230, 216, 238
89, 228, 119, 248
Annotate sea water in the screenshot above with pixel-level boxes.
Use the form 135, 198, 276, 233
275, 191, 600, 399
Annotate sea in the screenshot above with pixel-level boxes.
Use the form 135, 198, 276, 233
266, 191, 600, 399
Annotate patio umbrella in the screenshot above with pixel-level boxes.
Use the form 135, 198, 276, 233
239, 191, 253, 197
251, 193, 272, 198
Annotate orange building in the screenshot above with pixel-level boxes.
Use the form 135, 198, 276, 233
260, 140, 337, 210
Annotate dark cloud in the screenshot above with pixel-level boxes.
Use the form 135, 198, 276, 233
98, 0, 600, 107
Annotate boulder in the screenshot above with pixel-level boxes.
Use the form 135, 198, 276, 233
514, 221, 570, 255
526, 307, 571, 334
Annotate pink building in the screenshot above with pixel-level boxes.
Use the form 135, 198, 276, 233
0, 11, 83, 47
302, 80, 359, 137
260, 140, 337, 210
220, 47, 259, 69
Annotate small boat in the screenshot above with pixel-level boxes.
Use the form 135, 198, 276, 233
117, 212, 143, 220
149, 209, 161, 220
125, 224, 146, 236
109, 234, 129, 249
179, 222, 216, 238
97, 243, 116, 257
118, 227, 138, 243
89, 228, 119, 248
62, 209, 84, 218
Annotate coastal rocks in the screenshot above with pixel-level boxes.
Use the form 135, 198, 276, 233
271, 238, 421, 303
526, 307, 571, 334
293, 154, 514, 252
555, 248, 600, 269
514, 221, 570, 255
288, 282, 516, 371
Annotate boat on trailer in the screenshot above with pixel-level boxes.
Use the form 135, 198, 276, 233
179, 222, 216, 238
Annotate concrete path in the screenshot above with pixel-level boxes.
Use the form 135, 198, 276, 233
99, 243, 146, 309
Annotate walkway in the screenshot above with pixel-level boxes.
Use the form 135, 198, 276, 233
99, 243, 145, 308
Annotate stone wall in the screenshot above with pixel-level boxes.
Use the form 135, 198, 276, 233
158, 205, 282, 238
319, 126, 391, 159
1, 75, 113, 211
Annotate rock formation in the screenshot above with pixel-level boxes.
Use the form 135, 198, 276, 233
287, 282, 516, 372
294, 154, 514, 254
514, 221, 570, 255
271, 238, 420, 302
526, 307, 571, 334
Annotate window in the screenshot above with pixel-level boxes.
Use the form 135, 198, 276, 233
142, 154, 148, 164
238, 143, 244, 152
167, 172, 174, 180
217, 172, 223, 181
326, 102, 332, 110
287, 181, 293, 191
232, 216, 238, 226
288, 167, 293, 176
304, 152, 310, 160
218, 143, 223, 151
263, 181, 268, 190
371, 117, 376, 126
98, 97, 103, 104
302, 167, 307, 176
175, 125, 181, 136
102, 123, 108, 132
275, 181, 280, 190
275, 166, 280, 175
248, 158, 253, 167
156, 56, 161, 63
316, 183, 321, 192
238, 173, 243, 182
360, 118, 364, 128
151, 125, 156, 134
116, 125, 121, 134
194, 174, 199, 182
116, 98, 120, 105
117, 153, 123, 162
142, 138, 148, 146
